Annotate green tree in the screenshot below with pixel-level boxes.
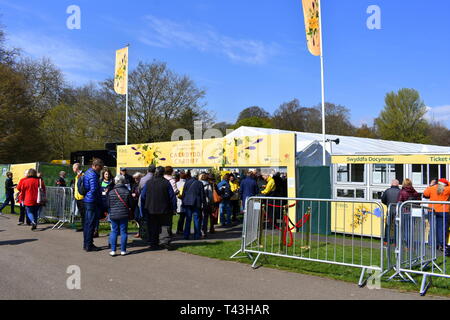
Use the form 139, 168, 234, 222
272, 99, 321, 132
354, 124, 378, 139
0, 64, 47, 163
232, 117, 273, 129
427, 121, 450, 146
375, 88, 430, 143
103, 61, 213, 144
237, 106, 270, 122
315, 102, 356, 136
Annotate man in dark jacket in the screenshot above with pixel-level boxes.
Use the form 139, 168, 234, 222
381, 179, 401, 243
181, 175, 205, 240
0, 172, 17, 214
120, 168, 134, 191
141, 166, 177, 250
239, 171, 259, 211
82, 158, 104, 252
107, 175, 132, 256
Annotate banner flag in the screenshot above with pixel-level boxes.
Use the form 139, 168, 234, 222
302, 0, 321, 56
114, 46, 128, 95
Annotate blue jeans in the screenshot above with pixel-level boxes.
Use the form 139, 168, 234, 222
220, 200, 232, 226
25, 206, 40, 225
110, 218, 128, 252
84, 202, 100, 249
430, 212, 449, 248
184, 206, 201, 240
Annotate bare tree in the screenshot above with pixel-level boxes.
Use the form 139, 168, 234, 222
107, 61, 213, 143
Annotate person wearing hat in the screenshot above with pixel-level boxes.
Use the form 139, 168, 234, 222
120, 168, 134, 191
424, 178, 450, 254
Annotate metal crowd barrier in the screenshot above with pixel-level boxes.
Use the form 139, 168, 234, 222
39, 187, 75, 229
231, 196, 385, 287
390, 201, 450, 296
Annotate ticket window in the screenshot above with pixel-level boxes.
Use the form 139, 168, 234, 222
372, 164, 404, 185
336, 164, 365, 184
411, 164, 447, 186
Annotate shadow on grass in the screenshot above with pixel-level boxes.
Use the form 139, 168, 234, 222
0, 239, 38, 246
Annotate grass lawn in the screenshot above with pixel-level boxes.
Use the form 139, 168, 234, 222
2, 206, 449, 297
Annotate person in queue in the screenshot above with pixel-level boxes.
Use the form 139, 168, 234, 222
55, 171, 67, 187
423, 178, 450, 255
176, 171, 187, 235
17, 169, 45, 231
239, 171, 259, 211
82, 158, 104, 252
229, 173, 240, 224
16, 170, 31, 226
217, 173, 233, 227
107, 175, 132, 256
181, 172, 205, 240
141, 166, 177, 250
72, 163, 85, 232
381, 179, 401, 244
200, 173, 214, 238
131, 172, 143, 238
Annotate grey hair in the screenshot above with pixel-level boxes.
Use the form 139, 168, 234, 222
133, 172, 143, 179
114, 174, 126, 185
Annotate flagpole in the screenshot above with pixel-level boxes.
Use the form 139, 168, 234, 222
125, 44, 129, 146
318, 1, 326, 166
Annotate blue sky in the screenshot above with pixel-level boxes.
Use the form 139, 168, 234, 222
1, 0, 449, 127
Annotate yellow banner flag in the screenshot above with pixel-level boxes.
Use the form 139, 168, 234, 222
302, 0, 321, 56
114, 46, 128, 95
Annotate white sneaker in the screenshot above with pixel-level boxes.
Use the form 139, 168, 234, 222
120, 251, 126, 256
109, 251, 116, 257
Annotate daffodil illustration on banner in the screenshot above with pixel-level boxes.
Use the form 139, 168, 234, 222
302, 0, 321, 56
114, 47, 128, 95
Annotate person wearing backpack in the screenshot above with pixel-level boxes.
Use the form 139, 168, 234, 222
73, 163, 85, 232
200, 173, 214, 238
217, 173, 233, 227
107, 175, 132, 256
82, 158, 104, 252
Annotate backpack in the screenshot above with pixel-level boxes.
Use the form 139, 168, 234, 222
77, 175, 87, 196
219, 183, 233, 200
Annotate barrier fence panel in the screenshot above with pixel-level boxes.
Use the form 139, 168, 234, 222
393, 201, 450, 296
39, 187, 75, 229
232, 196, 385, 287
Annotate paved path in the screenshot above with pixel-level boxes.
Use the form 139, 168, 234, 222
0, 214, 443, 300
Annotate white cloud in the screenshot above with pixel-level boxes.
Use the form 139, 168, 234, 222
139, 15, 279, 65
426, 105, 450, 122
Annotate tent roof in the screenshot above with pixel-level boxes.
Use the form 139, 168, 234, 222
225, 127, 450, 155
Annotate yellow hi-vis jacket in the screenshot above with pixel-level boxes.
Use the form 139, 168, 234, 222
261, 176, 275, 195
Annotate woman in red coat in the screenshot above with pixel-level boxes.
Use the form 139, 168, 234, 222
17, 169, 45, 230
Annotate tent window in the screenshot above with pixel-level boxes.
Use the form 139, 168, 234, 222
372, 164, 403, 184
337, 164, 365, 183
337, 188, 365, 199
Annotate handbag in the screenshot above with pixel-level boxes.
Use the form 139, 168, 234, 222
37, 178, 47, 206
213, 185, 223, 204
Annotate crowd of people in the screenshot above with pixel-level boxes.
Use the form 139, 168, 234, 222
381, 178, 450, 255
2, 159, 449, 258
20, 159, 287, 256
